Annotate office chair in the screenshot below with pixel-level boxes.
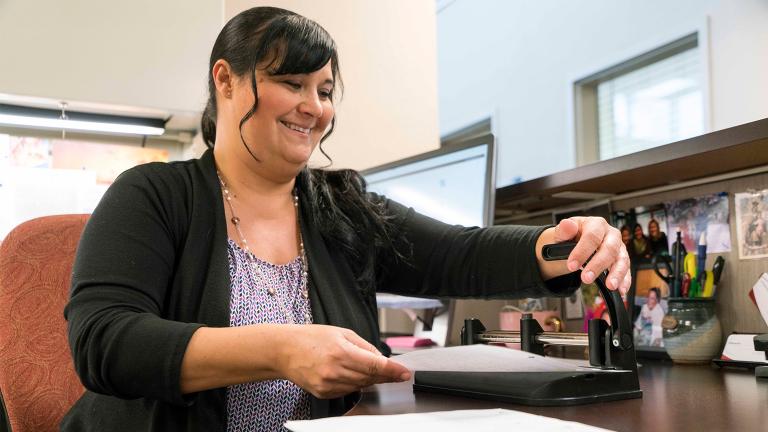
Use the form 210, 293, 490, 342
0, 215, 88, 432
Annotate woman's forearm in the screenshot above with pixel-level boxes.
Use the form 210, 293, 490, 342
179, 324, 288, 394
535, 227, 570, 281
180, 323, 411, 399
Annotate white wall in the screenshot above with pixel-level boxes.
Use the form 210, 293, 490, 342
0, 0, 222, 121
708, 0, 768, 131
224, 0, 440, 170
437, 0, 768, 187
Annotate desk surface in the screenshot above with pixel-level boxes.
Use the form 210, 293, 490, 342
351, 361, 768, 431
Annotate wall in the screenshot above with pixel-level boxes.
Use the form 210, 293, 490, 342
223, 0, 440, 170
0, 0, 222, 122
437, 0, 768, 187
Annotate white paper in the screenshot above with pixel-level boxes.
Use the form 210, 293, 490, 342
285, 408, 614, 432
753, 273, 768, 327
721, 334, 768, 363
392, 344, 591, 373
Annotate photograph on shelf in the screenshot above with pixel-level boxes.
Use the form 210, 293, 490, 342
664, 192, 731, 254
734, 189, 768, 260
611, 204, 672, 358
614, 204, 669, 264
630, 263, 670, 356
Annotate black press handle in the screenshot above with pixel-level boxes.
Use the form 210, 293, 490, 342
541, 242, 633, 351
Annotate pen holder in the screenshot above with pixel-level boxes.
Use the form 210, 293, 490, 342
661, 298, 722, 364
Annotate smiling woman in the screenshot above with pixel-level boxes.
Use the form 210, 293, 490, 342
61, 5, 628, 432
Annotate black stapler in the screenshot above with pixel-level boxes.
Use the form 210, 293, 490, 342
413, 242, 642, 406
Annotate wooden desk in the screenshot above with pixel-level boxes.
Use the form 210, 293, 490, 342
351, 361, 768, 431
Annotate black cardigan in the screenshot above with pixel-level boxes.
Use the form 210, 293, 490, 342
62, 149, 579, 431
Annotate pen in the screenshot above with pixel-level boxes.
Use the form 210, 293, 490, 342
697, 232, 707, 297
684, 253, 698, 297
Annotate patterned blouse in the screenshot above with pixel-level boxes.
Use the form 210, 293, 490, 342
225, 239, 313, 432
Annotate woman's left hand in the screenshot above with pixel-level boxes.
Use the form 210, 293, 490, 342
536, 217, 631, 295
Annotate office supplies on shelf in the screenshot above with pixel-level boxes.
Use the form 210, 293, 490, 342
701, 270, 715, 297
671, 229, 686, 297
681, 272, 691, 297
711, 255, 725, 288
652, 231, 687, 297
285, 408, 614, 432
412, 242, 641, 406
697, 232, 707, 291
684, 252, 699, 297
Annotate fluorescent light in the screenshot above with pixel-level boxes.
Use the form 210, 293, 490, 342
0, 114, 165, 135
0, 103, 166, 136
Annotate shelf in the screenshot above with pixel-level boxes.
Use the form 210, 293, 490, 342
494, 117, 768, 220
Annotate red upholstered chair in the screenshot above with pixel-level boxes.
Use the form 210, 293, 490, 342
0, 215, 88, 432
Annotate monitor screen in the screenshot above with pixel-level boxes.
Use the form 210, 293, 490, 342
362, 135, 495, 227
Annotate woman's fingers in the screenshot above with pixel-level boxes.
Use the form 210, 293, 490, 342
606, 245, 630, 293
341, 330, 411, 380
564, 217, 606, 275
564, 217, 630, 291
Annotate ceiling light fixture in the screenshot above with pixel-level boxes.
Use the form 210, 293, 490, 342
0, 103, 166, 136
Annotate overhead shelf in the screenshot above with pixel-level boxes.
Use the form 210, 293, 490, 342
494, 117, 768, 221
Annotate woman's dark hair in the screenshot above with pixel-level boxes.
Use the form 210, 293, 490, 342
202, 7, 406, 293
201, 6, 341, 150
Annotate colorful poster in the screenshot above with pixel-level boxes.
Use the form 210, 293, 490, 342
664, 192, 731, 253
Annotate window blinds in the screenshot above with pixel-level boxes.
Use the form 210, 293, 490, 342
597, 47, 703, 160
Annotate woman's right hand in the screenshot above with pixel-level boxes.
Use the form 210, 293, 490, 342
279, 324, 411, 399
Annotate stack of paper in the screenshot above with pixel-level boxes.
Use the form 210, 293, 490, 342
393, 344, 590, 372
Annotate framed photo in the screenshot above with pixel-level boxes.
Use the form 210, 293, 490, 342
631, 262, 671, 359
734, 190, 768, 260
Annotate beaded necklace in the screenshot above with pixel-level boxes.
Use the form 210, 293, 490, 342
217, 170, 310, 324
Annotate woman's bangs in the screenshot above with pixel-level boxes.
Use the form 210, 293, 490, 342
265, 18, 336, 76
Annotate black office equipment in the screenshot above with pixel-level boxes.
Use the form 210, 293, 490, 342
755, 334, 768, 379
413, 242, 642, 406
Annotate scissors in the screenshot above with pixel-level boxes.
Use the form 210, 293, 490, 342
651, 242, 687, 297
651, 253, 676, 287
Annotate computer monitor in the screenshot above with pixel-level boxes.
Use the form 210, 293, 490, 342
361, 134, 496, 228
362, 135, 496, 347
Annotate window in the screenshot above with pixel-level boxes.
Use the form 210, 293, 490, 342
575, 34, 706, 163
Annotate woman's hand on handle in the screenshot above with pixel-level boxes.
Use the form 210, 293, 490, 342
536, 217, 631, 295
280, 325, 411, 399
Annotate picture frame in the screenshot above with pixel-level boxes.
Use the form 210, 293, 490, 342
734, 190, 768, 260
630, 262, 671, 359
